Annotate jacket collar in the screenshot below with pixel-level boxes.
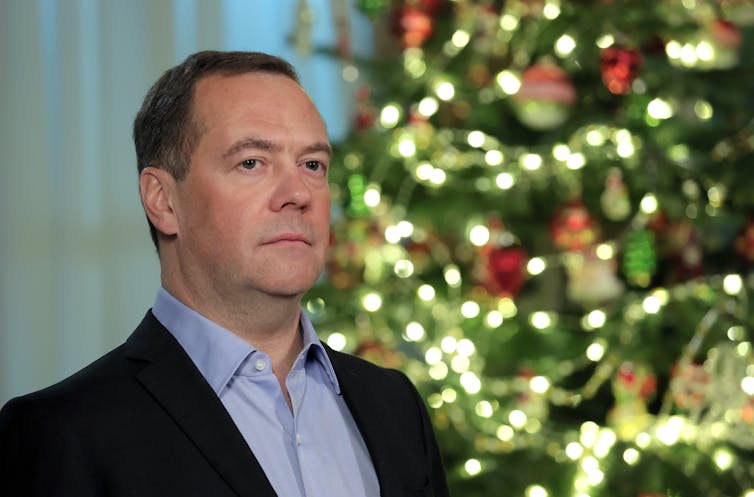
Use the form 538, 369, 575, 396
124, 311, 277, 497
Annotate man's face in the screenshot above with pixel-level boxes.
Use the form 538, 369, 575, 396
170, 73, 332, 301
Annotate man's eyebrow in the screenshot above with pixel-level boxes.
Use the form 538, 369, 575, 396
302, 142, 333, 158
222, 138, 281, 159
222, 138, 332, 159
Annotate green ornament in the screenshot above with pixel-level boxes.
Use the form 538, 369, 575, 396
622, 229, 656, 288
346, 173, 370, 217
358, 0, 389, 18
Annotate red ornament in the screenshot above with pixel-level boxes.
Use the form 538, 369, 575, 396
713, 18, 743, 48
735, 219, 754, 261
670, 361, 711, 409
550, 200, 599, 251
353, 85, 377, 130
600, 46, 643, 95
513, 62, 576, 130
616, 362, 657, 400
393, 6, 434, 48
483, 246, 528, 298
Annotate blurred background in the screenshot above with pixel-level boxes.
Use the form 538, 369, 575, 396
4, 1, 754, 496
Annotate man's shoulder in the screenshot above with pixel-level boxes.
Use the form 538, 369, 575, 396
0, 311, 164, 420
1, 342, 134, 418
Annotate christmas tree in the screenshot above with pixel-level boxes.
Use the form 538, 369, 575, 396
306, 1, 754, 496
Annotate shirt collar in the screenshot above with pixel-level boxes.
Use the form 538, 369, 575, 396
152, 287, 340, 396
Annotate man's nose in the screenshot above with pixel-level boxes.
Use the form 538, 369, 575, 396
269, 164, 312, 211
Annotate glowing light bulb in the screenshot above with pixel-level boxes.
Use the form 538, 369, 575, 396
380, 104, 401, 128
586, 342, 605, 362
460, 371, 482, 393
461, 301, 481, 319
457, 338, 476, 356
362, 293, 382, 312
467, 130, 485, 148
451, 30, 471, 48
444, 265, 461, 287
521, 153, 542, 170
415, 162, 434, 181
475, 400, 493, 418
723, 274, 743, 295
647, 98, 673, 120
469, 225, 491, 246
435, 81, 455, 101
398, 138, 416, 157
417, 284, 435, 301
623, 448, 640, 465
394, 259, 414, 278
496, 172, 515, 189
642, 296, 661, 314
327, 333, 346, 351
555, 34, 576, 56
485, 150, 504, 166
464, 458, 482, 476
496, 70, 521, 94
405, 322, 425, 341
530, 376, 550, 393
485, 311, 503, 328
497, 424, 514, 441
364, 187, 381, 207
417, 96, 439, 117
640, 194, 658, 213
566, 442, 584, 460
509, 409, 527, 428
552, 143, 570, 161
425, 347, 442, 364
527, 257, 546, 275
530, 311, 552, 329
527, 485, 548, 497
441, 336, 457, 353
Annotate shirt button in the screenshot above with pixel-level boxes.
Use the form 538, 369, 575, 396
296, 433, 302, 445
254, 359, 266, 372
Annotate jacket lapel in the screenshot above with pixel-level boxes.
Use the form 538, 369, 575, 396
124, 312, 277, 497
326, 347, 401, 497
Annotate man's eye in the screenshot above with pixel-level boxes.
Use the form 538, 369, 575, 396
305, 160, 323, 172
240, 159, 257, 169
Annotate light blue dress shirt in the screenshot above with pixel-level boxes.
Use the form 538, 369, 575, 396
152, 288, 380, 497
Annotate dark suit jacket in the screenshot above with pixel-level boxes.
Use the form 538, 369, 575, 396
0, 311, 449, 497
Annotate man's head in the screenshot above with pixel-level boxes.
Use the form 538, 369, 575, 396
135, 51, 332, 308
133, 51, 300, 249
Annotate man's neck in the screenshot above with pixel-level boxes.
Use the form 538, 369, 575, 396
163, 280, 305, 376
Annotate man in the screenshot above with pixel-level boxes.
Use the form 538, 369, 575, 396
0, 51, 449, 497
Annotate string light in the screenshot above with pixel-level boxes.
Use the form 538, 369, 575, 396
485, 149, 504, 166
496, 172, 515, 189
417, 96, 439, 117
461, 301, 481, 319
496, 70, 521, 94
326, 332, 347, 351
555, 34, 576, 57
464, 458, 482, 476
404, 322, 425, 341
434, 81, 455, 101
362, 292, 382, 312
379, 104, 401, 128
417, 284, 436, 301
527, 257, 546, 275
485, 310, 504, 328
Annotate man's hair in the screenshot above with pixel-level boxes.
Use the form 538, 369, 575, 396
133, 50, 300, 249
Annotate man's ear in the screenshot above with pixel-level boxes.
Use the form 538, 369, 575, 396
139, 167, 179, 237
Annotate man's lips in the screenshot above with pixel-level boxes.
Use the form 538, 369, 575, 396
261, 232, 312, 245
